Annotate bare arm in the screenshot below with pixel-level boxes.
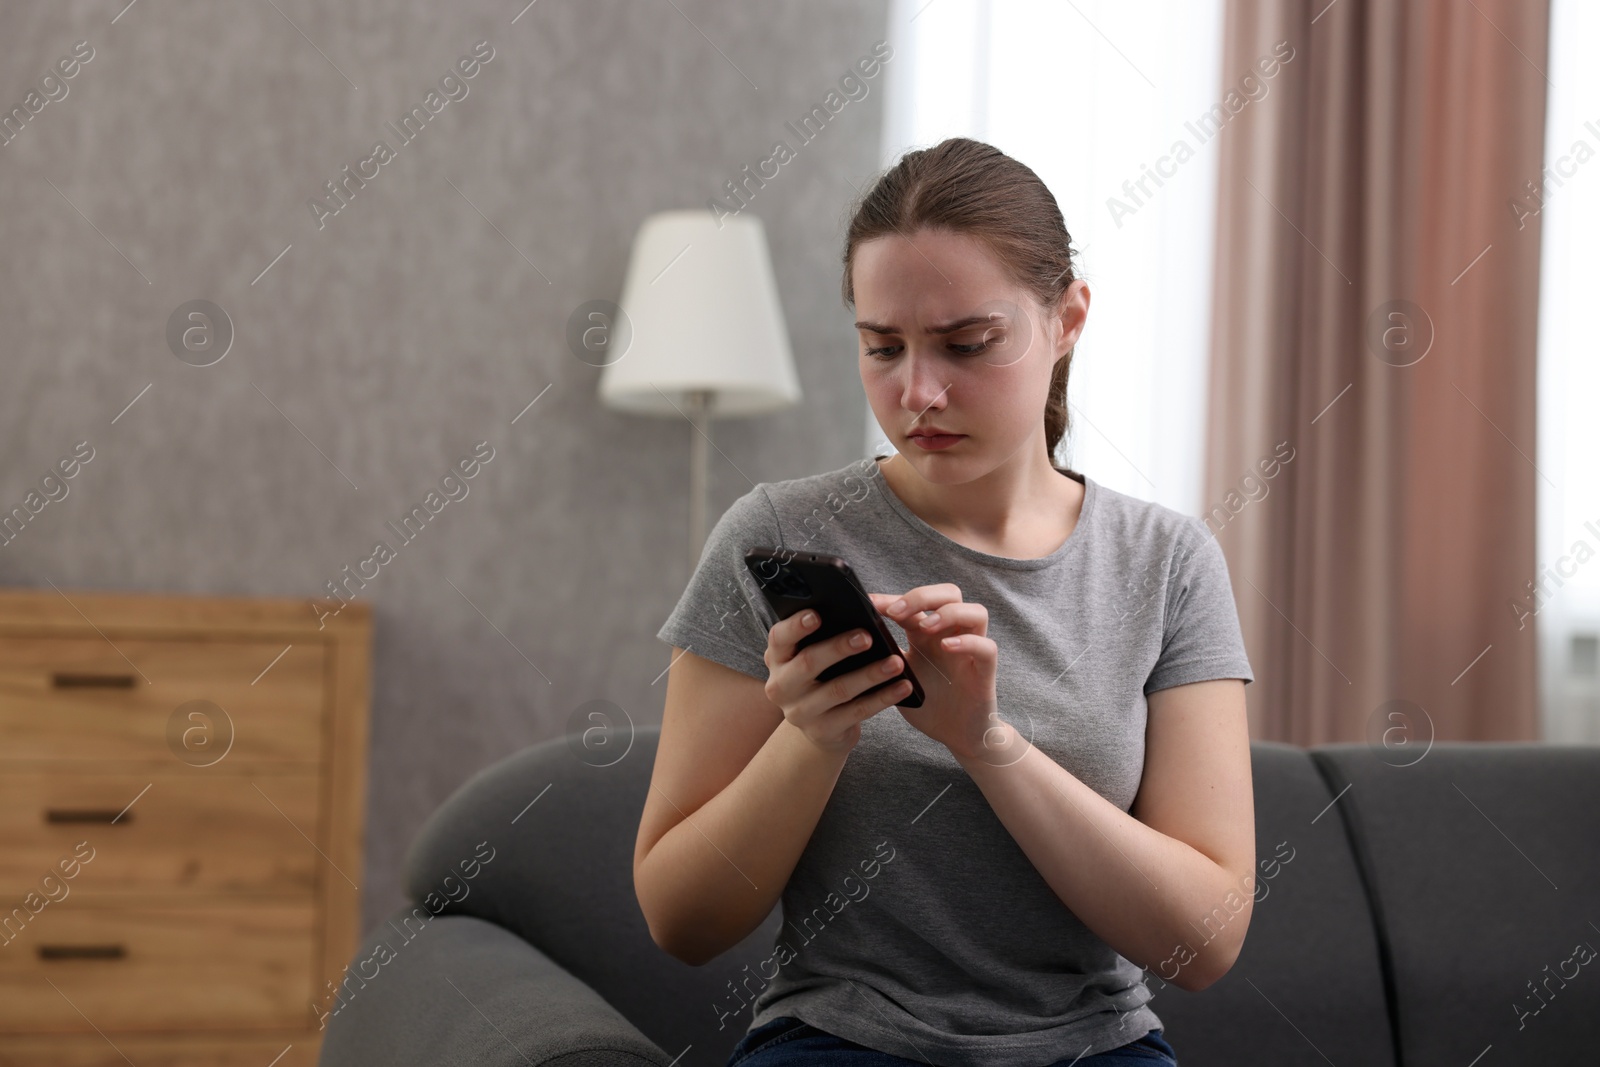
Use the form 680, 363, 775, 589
634, 692, 848, 965
634, 617, 908, 965
953, 679, 1255, 992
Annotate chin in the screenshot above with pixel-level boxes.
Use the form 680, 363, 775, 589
900, 447, 972, 477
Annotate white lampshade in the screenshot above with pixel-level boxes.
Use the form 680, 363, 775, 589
598, 210, 801, 416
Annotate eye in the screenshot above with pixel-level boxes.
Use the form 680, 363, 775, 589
862, 341, 991, 361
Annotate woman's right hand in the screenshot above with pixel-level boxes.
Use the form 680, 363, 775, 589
763, 609, 910, 754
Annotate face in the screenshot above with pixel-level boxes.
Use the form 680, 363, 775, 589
852, 228, 1088, 481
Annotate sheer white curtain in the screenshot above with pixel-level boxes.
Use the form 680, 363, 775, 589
1535, 0, 1600, 743
866, 0, 1225, 518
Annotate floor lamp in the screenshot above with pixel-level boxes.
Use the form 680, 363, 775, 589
597, 210, 801, 570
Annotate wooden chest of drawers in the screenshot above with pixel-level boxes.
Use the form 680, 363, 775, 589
0, 588, 371, 1066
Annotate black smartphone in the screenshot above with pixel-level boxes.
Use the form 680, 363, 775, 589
743, 546, 925, 708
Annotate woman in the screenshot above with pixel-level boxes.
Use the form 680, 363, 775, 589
635, 137, 1256, 1067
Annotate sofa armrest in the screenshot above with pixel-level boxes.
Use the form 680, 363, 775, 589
318, 908, 672, 1067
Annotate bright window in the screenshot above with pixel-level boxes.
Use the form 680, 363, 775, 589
867, 0, 1226, 518
1535, 0, 1600, 742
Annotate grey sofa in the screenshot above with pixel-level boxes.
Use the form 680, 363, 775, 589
318, 727, 1600, 1067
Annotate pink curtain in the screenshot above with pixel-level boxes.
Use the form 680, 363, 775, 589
1205, 0, 1550, 744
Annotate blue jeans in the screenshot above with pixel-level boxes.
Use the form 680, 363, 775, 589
725, 1016, 1178, 1066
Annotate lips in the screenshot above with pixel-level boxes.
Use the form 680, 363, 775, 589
909, 431, 963, 451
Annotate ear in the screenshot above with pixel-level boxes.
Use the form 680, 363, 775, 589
1053, 279, 1091, 355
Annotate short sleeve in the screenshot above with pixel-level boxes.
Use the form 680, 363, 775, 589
656, 486, 782, 681
1144, 517, 1255, 695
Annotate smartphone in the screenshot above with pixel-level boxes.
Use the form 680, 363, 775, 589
743, 546, 925, 708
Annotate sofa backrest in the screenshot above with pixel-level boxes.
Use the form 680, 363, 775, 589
1310, 742, 1600, 1067
1150, 741, 1397, 1067
411, 727, 1600, 1067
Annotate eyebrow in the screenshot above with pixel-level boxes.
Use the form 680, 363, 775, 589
853, 314, 997, 336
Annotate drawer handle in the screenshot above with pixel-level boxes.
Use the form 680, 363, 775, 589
51, 672, 136, 689
38, 944, 126, 961
45, 809, 132, 824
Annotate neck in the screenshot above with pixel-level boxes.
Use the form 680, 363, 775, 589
878, 448, 1074, 543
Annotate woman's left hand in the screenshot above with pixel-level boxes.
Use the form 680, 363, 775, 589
868, 585, 1019, 763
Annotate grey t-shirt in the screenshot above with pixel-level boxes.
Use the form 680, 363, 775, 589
656, 455, 1253, 1067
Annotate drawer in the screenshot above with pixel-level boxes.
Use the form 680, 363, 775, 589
0, 1033, 321, 1067
0, 772, 321, 897
0, 902, 316, 1032
0, 638, 324, 763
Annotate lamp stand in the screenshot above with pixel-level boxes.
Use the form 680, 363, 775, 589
688, 389, 712, 570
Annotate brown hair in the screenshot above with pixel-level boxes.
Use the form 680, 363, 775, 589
841, 137, 1081, 471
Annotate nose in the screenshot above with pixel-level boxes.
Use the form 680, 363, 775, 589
898, 350, 952, 413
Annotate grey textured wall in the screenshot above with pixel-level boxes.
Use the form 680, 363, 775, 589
0, 0, 888, 931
